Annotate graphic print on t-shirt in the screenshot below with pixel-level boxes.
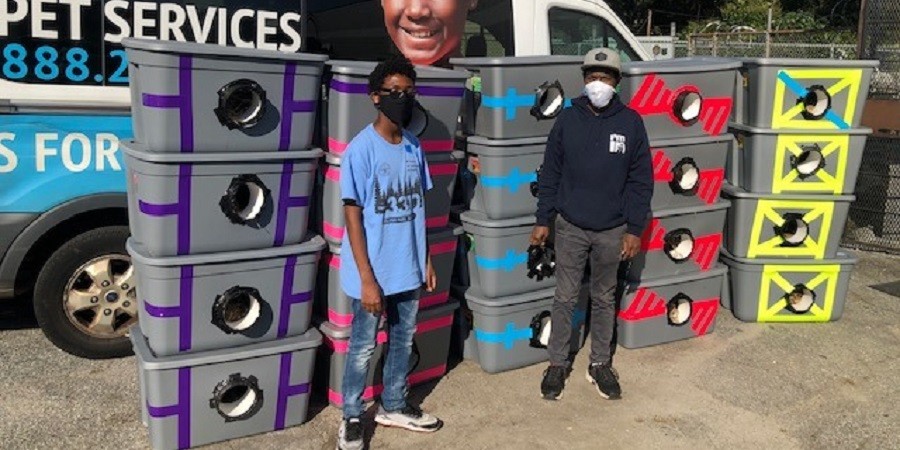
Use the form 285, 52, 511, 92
373, 145, 425, 224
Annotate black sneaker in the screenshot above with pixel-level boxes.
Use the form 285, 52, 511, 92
586, 362, 622, 400
540, 365, 568, 400
337, 418, 364, 450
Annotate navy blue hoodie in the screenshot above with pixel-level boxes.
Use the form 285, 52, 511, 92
535, 94, 653, 236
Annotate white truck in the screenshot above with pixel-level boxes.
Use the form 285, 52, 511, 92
0, 0, 650, 358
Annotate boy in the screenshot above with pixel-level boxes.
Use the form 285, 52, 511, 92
337, 55, 441, 450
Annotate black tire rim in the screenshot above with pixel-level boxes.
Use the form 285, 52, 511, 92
63, 255, 137, 339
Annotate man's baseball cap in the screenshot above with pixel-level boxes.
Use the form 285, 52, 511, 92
582, 48, 622, 76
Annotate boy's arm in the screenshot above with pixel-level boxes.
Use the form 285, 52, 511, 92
341, 146, 383, 313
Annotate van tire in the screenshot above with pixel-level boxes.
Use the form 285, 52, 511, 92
33, 226, 135, 359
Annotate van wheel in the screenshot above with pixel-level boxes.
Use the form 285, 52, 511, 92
33, 227, 137, 359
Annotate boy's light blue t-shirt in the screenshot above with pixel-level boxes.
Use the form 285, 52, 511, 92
340, 124, 434, 299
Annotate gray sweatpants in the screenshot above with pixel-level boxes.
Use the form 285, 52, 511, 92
548, 215, 625, 367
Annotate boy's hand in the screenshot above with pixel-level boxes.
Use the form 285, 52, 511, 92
361, 279, 383, 314
425, 258, 437, 292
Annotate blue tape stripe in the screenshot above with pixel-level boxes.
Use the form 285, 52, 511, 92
475, 323, 533, 350
481, 87, 574, 121
776, 71, 849, 130
475, 250, 528, 272
480, 167, 537, 193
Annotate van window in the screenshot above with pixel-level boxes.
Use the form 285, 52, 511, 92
548, 7, 638, 61
308, 0, 514, 65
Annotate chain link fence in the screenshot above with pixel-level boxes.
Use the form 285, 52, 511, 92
859, 0, 900, 99
844, 136, 900, 253
680, 30, 858, 59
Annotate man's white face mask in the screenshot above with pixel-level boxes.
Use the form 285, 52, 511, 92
584, 80, 616, 109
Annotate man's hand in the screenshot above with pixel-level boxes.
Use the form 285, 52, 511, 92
621, 233, 642, 260
361, 279, 383, 314
425, 258, 437, 292
531, 225, 550, 246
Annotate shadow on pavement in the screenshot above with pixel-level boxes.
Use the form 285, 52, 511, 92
0, 296, 37, 331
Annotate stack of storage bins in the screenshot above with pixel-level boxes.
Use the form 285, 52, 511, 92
314, 61, 466, 406
722, 58, 878, 322
612, 58, 740, 348
448, 56, 591, 373
121, 39, 327, 450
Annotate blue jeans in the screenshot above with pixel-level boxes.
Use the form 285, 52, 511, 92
341, 289, 419, 419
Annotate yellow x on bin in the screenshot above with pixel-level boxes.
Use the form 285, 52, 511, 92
748, 200, 834, 259
772, 68, 863, 130
757, 264, 840, 322
772, 134, 850, 194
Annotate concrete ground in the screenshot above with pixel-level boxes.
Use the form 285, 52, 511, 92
1, 250, 899, 450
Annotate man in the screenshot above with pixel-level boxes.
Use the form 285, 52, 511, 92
531, 48, 653, 401
338, 55, 441, 450
382, 0, 479, 66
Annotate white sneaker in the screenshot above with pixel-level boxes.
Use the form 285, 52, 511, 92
337, 418, 364, 450
374, 405, 443, 432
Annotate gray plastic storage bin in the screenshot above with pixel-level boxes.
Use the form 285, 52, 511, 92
619, 58, 741, 140
320, 152, 461, 245
132, 324, 320, 450
722, 184, 854, 259
617, 266, 726, 349
728, 123, 870, 195
450, 56, 584, 139
317, 227, 461, 327
720, 248, 857, 322
123, 141, 321, 257
457, 285, 588, 374
128, 236, 324, 356
124, 39, 326, 153
326, 61, 466, 156
466, 135, 545, 220
316, 301, 458, 407
648, 135, 731, 210
629, 201, 729, 281
737, 58, 878, 130
460, 211, 556, 298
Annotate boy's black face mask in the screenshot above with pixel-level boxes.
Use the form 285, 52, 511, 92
378, 91, 416, 127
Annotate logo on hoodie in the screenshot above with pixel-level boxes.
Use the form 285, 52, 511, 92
609, 134, 627, 154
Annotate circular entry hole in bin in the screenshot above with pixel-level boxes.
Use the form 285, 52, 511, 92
233, 181, 267, 222
530, 81, 565, 120
777, 214, 810, 246
220, 175, 272, 225
666, 294, 693, 326
212, 286, 266, 334
664, 228, 695, 262
529, 311, 552, 348
672, 158, 700, 193
215, 79, 268, 130
784, 284, 815, 314
673, 90, 702, 125
211, 374, 264, 422
800, 85, 831, 120
794, 145, 826, 178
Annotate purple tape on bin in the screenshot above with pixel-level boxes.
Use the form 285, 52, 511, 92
147, 367, 192, 449
275, 352, 311, 430
143, 266, 194, 352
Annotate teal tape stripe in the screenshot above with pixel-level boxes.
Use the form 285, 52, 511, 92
480, 167, 537, 193
475, 323, 533, 350
475, 250, 528, 272
481, 87, 573, 121
776, 71, 850, 130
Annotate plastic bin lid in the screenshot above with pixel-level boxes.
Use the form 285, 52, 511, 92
131, 324, 322, 369
728, 123, 872, 136
622, 57, 742, 75
122, 38, 329, 63
452, 284, 556, 310
121, 140, 323, 164
460, 210, 535, 228
328, 59, 468, 80
651, 199, 730, 219
127, 235, 326, 267
738, 57, 879, 68
466, 135, 548, 147
720, 247, 858, 265
450, 55, 583, 68
317, 299, 460, 340
622, 265, 728, 289
721, 183, 855, 202
649, 133, 734, 148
